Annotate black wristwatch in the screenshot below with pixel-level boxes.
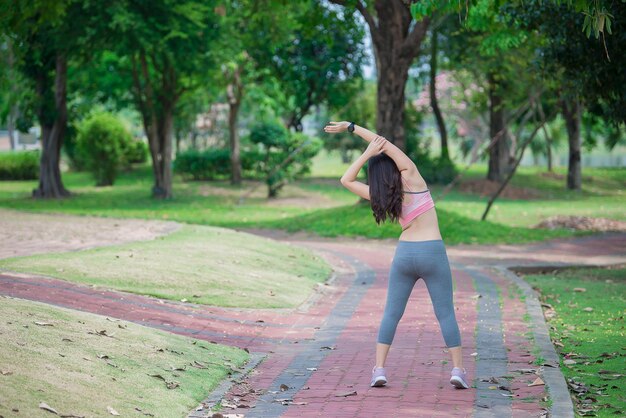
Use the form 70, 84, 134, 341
347, 121, 355, 133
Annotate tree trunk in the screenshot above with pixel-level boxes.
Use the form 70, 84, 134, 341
429, 27, 448, 161
543, 126, 553, 172
331, 0, 429, 151
7, 38, 17, 150
562, 97, 582, 190
33, 53, 70, 199
487, 73, 510, 182
152, 104, 174, 199
226, 64, 243, 186
132, 52, 175, 199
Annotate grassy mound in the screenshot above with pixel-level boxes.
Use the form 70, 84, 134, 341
0, 296, 248, 417
0, 225, 330, 309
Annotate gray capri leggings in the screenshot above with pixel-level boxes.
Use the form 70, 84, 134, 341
377, 239, 462, 348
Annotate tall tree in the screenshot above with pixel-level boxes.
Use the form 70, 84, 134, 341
0, 1, 77, 198
99, 0, 221, 198
514, 1, 626, 189
219, 0, 299, 185
329, 0, 429, 151
428, 25, 449, 161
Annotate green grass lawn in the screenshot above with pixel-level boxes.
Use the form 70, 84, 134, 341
0, 296, 249, 418
524, 266, 626, 417
0, 224, 330, 309
1, 155, 623, 244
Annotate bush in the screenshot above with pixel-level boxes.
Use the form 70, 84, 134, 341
174, 148, 262, 180
0, 151, 39, 180
76, 113, 133, 186
174, 149, 231, 180
122, 140, 149, 165
67, 122, 147, 172
248, 121, 322, 197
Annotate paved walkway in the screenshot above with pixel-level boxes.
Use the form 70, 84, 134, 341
1, 228, 624, 417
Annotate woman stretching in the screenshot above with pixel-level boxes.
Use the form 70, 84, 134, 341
323, 121, 469, 390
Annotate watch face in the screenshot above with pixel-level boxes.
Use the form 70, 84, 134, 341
348, 122, 355, 132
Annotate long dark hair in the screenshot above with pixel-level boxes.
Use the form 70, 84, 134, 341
367, 154, 403, 224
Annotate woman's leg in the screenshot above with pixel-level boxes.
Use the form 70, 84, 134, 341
376, 255, 418, 368
420, 250, 463, 367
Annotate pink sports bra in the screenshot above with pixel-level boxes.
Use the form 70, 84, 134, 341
399, 178, 435, 229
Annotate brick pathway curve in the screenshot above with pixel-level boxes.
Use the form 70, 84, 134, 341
1, 231, 624, 417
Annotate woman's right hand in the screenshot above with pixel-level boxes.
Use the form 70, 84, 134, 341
323, 121, 350, 134
364, 136, 386, 157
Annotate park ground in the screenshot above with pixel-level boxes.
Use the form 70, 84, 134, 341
0, 156, 625, 417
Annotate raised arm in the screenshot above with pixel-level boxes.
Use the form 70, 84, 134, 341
338, 136, 386, 200
324, 121, 417, 174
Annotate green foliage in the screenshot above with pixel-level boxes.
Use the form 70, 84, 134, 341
76, 113, 132, 186
248, 121, 322, 197
122, 139, 148, 165
0, 151, 39, 180
255, 1, 366, 130
174, 148, 260, 181
410, 0, 616, 40
524, 266, 626, 417
514, 1, 626, 127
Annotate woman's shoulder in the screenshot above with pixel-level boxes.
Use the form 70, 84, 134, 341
400, 169, 428, 192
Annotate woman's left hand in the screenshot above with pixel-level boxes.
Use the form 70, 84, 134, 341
323, 121, 350, 133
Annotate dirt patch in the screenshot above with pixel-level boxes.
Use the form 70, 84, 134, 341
535, 215, 626, 232
459, 179, 540, 199
0, 209, 180, 259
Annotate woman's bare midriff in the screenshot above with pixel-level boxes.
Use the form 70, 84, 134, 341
399, 207, 442, 241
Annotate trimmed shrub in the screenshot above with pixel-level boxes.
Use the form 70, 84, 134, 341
0, 151, 39, 180
122, 139, 149, 165
174, 148, 261, 181
174, 149, 231, 180
76, 113, 132, 186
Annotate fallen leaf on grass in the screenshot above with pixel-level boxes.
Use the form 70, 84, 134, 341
573, 288, 587, 292
1, 370, 13, 375
88, 330, 115, 338
39, 402, 59, 414
582, 307, 593, 312
529, 377, 545, 387
147, 373, 180, 389
134, 407, 155, 416
564, 359, 577, 365
107, 406, 120, 416
335, 390, 357, 397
